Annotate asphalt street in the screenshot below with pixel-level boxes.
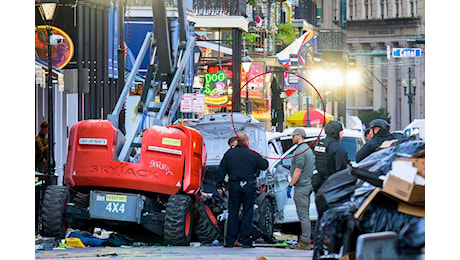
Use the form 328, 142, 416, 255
35, 245, 313, 259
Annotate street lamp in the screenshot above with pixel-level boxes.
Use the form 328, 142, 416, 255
242, 55, 252, 115
194, 45, 202, 66
346, 69, 361, 86
310, 66, 361, 124
38, 0, 58, 182
403, 67, 416, 122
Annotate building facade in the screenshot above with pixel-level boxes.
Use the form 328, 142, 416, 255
344, 0, 425, 130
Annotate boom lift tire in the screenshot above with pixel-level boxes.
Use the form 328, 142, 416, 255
73, 192, 89, 208
164, 195, 194, 246
194, 199, 223, 243
67, 192, 91, 231
41, 185, 70, 238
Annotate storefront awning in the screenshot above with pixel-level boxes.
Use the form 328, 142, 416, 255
35, 59, 63, 74
196, 41, 233, 55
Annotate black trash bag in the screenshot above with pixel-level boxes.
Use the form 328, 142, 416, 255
360, 202, 424, 252
102, 233, 132, 247
315, 168, 357, 215
315, 203, 356, 254
351, 167, 384, 187
351, 140, 425, 187
347, 181, 377, 213
399, 218, 425, 249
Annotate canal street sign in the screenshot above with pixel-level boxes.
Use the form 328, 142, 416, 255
392, 48, 422, 58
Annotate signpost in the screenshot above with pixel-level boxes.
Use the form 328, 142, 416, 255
180, 93, 204, 113
192, 94, 205, 113
180, 93, 193, 113
392, 48, 422, 58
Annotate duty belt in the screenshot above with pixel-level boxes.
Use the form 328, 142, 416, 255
229, 179, 255, 188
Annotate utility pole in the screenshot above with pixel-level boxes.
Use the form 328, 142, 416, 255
47, 25, 56, 181
117, 0, 125, 91
404, 67, 416, 122
117, 0, 125, 133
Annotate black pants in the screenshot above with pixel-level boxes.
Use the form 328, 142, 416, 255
226, 181, 255, 246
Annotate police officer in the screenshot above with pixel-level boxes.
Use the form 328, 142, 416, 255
312, 121, 349, 259
355, 119, 395, 163
312, 120, 349, 192
216, 133, 268, 248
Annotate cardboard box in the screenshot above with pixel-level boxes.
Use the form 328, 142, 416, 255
412, 150, 425, 158
340, 252, 356, 260
354, 188, 381, 219
354, 187, 425, 219
379, 139, 399, 149
383, 173, 425, 204
398, 201, 425, 218
395, 158, 425, 178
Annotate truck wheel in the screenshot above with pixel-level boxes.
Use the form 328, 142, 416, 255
41, 185, 70, 238
164, 195, 193, 246
194, 199, 223, 243
257, 198, 274, 241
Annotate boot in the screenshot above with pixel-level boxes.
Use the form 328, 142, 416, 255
290, 240, 312, 250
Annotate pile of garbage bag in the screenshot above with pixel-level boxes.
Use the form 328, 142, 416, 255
313, 139, 425, 259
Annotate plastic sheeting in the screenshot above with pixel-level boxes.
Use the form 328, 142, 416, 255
351, 140, 425, 187
315, 203, 358, 254
361, 201, 425, 252
315, 168, 357, 215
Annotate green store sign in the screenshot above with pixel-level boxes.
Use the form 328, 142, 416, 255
203, 70, 228, 105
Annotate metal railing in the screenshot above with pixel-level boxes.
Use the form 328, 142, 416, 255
245, 28, 277, 57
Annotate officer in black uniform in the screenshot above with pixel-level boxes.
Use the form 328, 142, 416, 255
355, 119, 396, 163
312, 120, 349, 192
312, 121, 349, 259
216, 133, 268, 248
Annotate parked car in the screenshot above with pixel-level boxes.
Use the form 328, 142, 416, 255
261, 127, 365, 226
281, 127, 365, 163
403, 119, 425, 140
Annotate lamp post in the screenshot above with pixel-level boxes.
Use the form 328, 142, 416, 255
38, 0, 58, 181
403, 67, 416, 122
241, 56, 252, 115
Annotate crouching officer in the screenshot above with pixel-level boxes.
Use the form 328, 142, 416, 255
355, 118, 395, 163
312, 120, 349, 192
216, 133, 269, 248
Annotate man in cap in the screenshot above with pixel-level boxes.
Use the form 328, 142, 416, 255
287, 128, 315, 250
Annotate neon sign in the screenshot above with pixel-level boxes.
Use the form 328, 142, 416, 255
203, 71, 228, 105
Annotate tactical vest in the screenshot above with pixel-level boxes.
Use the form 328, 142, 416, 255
313, 141, 328, 176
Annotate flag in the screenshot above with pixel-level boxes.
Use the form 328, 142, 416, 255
276, 31, 314, 69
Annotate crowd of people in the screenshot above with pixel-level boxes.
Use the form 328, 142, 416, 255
215, 118, 397, 250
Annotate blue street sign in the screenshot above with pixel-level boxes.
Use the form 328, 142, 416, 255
392, 48, 422, 58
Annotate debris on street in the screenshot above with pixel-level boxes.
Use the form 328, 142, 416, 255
313, 139, 425, 259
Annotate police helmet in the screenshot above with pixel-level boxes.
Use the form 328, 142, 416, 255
369, 119, 390, 131
324, 120, 344, 138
